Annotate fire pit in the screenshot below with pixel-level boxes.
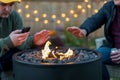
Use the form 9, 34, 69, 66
12, 41, 102, 80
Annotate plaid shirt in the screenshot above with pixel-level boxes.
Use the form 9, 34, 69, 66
111, 6, 120, 48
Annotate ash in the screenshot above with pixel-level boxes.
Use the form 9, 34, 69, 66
17, 48, 98, 64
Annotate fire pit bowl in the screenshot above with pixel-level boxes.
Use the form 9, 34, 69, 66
12, 47, 102, 80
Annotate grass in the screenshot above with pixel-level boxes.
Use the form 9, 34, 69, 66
111, 78, 120, 80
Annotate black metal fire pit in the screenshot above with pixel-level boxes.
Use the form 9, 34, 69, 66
12, 47, 102, 80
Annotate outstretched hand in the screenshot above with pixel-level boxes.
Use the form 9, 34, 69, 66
33, 29, 50, 46
66, 26, 87, 38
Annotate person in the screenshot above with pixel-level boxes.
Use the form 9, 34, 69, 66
0, 0, 50, 79
67, 0, 120, 80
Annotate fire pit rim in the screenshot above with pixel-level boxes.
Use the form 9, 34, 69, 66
12, 47, 101, 66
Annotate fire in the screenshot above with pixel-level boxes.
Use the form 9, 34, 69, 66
58, 48, 74, 60
41, 41, 74, 60
42, 41, 51, 59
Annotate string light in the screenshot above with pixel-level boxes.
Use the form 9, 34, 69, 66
104, 1, 107, 4
77, 5, 82, 9
33, 10, 38, 14
56, 20, 61, 24
44, 20, 48, 24
18, 0, 21, 2
87, 4, 91, 9
35, 17, 40, 22
26, 14, 30, 18
18, 1, 106, 25
94, 9, 98, 13
81, 9, 86, 13
17, 9, 22, 13
65, 17, 70, 22
73, 14, 78, 18
70, 10, 74, 14
42, 13, 47, 18
52, 14, 56, 19
25, 5, 29, 9
61, 13, 66, 18
84, 0, 88, 3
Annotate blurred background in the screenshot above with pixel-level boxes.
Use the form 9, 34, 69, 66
14, 0, 108, 49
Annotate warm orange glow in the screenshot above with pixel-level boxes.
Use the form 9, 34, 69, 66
49, 30, 56, 36
41, 41, 74, 60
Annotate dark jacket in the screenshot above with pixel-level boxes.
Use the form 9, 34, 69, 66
80, 1, 116, 48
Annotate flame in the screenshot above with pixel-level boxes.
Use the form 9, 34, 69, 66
59, 48, 73, 60
41, 41, 74, 60
64, 48, 74, 57
42, 41, 51, 59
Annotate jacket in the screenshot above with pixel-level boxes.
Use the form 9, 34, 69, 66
80, 1, 116, 48
0, 11, 33, 57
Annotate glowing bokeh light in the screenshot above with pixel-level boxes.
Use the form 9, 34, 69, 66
26, 14, 30, 18
33, 10, 38, 14
87, 4, 91, 9
56, 20, 61, 24
17, 9, 22, 13
82, 9, 86, 13
77, 5, 82, 9
65, 17, 70, 22
52, 15, 56, 19
70, 10, 74, 14
42, 13, 47, 18
73, 14, 78, 18
25, 5, 29, 9
44, 20, 48, 24
35, 17, 40, 22
61, 13, 66, 18
94, 9, 98, 13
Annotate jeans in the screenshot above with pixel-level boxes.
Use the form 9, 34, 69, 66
96, 47, 118, 80
0, 48, 20, 80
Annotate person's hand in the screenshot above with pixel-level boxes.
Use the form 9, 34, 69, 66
111, 49, 120, 64
33, 29, 50, 46
66, 26, 87, 38
9, 30, 30, 47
